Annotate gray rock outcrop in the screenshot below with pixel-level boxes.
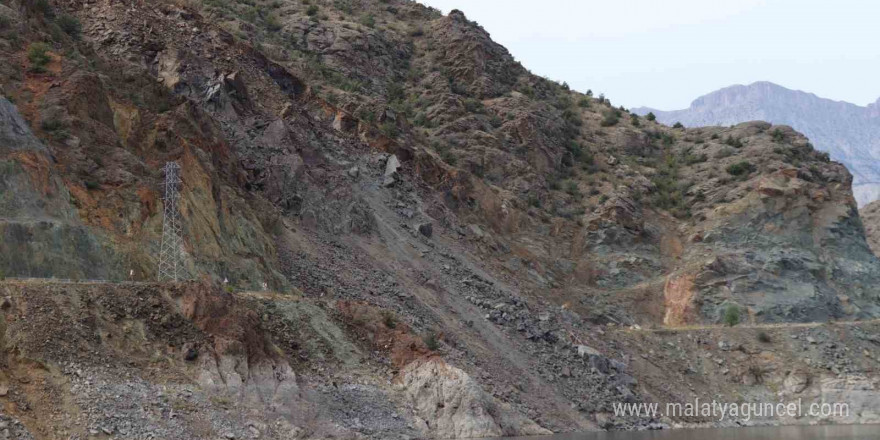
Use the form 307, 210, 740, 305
397, 358, 550, 438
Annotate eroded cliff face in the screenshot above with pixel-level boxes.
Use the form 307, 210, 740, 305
1, 0, 880, 438
0, 96, 117, 279
860, 200, 880, 257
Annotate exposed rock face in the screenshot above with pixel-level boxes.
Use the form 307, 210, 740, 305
0, 97, 116, 279
860, 199, 880, 256
634, 81, 880, 205
398, 358, 550, 438
427, 10, 525, 99
819, 375, 880, 424
2, 0, 880, 437
674, 123, 880, 322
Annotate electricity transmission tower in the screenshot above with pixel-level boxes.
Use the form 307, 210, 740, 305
157, 161, 185, 282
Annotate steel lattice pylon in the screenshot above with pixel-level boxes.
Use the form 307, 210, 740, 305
157, 161, 185, 282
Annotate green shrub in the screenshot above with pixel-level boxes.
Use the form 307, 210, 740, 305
84, 179, 100, 190
672, 121, 684, 129
40, 118, 69, 140
578, 97, 590, 108
463, 98, 483, 113
724, 135, 743, 148
306, 5, 319, 15
440, 149, 456, 165
564, 180, 579, 196
27, 43, 51, 72
600, 109, 620, 127
771, 128, 785, 143
757, 331, 771, 343
630, 113, 640, 127
423, 330, 439, 350
646, 112, 656, 121
683, 152, 707, 165
382, 311, 397, 329
386, 82, 405, 103
379, 121, 397, 138
333, 0, 353, 13
565, 140, 583, 159
34, 0, 54, 17
40, 118, 64, 132
265, 14, 282, 32
357, 108, 375, 122
714, 147, 734, 159
723, 304, 741, 326
359, 13, 375, 28
726, 161, 755, 176
56, 14, 81, 38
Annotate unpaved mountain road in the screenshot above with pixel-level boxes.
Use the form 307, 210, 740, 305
615, 319, 880, 334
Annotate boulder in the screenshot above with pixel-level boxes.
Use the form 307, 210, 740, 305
783, 370, 809, 394
576, 345, 601, 358
417, 222, 433, 238
384, 155, 401, 187
397, 358, 549, 438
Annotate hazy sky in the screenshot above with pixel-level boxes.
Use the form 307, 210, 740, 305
420, 0, 880, 110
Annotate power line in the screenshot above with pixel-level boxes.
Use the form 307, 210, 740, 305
157, 161, 185, 282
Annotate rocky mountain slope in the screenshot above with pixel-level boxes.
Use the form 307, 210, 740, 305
860, 200, 880, 257
1, 0, 880, 438
634, 82, 880, 206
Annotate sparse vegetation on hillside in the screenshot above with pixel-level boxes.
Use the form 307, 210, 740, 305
56, 14, 81, 38
1, 3, 876, 437
724, 135, 744, 148
723, 304, 741, 326
27, 43, 51, 73
423, 330, 439, 350
650, 152, 690, 218
600, 108, 621, 127
726, 160, 756, 177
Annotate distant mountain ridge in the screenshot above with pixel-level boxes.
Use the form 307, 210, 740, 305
634, 81, 880, 205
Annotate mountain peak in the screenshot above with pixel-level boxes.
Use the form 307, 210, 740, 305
688, 81, 801, 109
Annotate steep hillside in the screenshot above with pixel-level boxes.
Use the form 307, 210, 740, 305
633, 81, 880, 206
860, 200, 880, 257
0, 0, 879, 438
